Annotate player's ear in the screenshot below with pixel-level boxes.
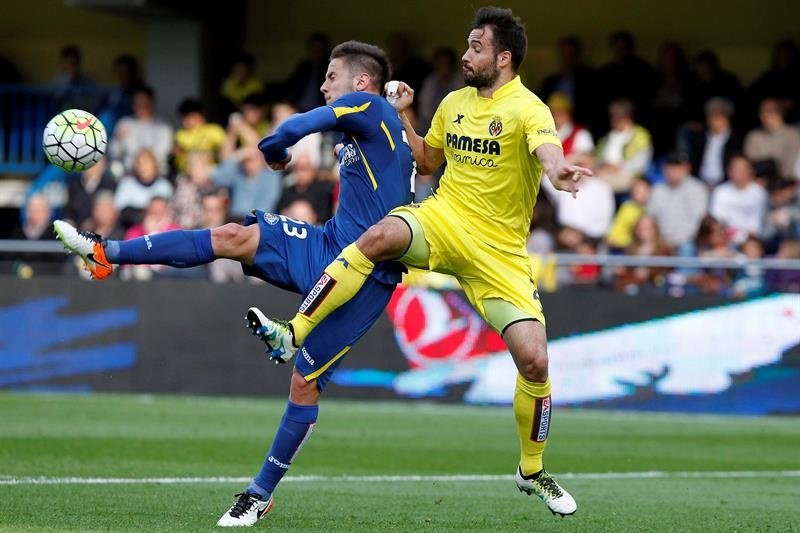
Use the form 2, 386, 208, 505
497, 50, 512, 68
354, 73, 370, 91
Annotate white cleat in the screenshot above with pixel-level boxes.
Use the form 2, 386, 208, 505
53, 219, 114, 279
216, 492, 273, 527
245, 307, 299, 364
515, 467, 577, 517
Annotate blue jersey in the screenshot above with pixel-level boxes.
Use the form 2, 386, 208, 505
259, 92, 413, 284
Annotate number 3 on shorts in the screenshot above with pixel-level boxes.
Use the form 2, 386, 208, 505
279, 215, 308, 239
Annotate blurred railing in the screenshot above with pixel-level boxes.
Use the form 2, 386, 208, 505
0, 84, 109, 175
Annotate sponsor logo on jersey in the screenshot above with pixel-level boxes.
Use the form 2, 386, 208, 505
268, 455, 290, 469
341, 144, 359, 166
488, 116, 503, 136
445, 133, 501, 155
537, 128, 556, 136
299, 273, 337, 316
301, 347, 315, 366
532, 396, 551, 442
263, 213, 279, 225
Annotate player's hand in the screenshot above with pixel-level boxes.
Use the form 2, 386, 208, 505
385, 80, 414, 112
551, 164, 592, 198
267, 154, 292, 171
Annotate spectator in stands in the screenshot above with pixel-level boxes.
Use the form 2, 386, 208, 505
527, 196, 558, 255
221, 93, 270, 159
62, 157, 116, 229
202, 192, 247, 283
52, 45, 97, 111
220, 51, 264, 112
174, 98, 226, 172
277, 154, 334, 223
108, 85, 174, 176
688, 97, 743, 186
744, 98, 800, 180
121, 196, 181, 281
386, 33, 431, 108
212, 146, 282, 218
614, 215, 673, 293
84, 191, 124, 241
539, 36, 599, 132
687, 50, 742, 122
7, 194, 61, 277
762, 178, 800, 253
651, 42, 692, 156
732, 236, 766, 297
686, 215, 736, 295
747, 40, 800, 125
647, 152, 708, 250
418, 47, 463, 131
595, 99, 653, 195
710, 154, 768, 244
767, 240, 800, 292
547, 92, 594, 166
542, 164, 614, 242
106, 54, 143, 119
598, 31, 657, 121
606, 178, 650, 250
281, 199, 319, 226
266, 33, 330, 112
172, 151, 219, 229
115, 148, 174, 228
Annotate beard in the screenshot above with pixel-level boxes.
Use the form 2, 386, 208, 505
463, 60, 499, 89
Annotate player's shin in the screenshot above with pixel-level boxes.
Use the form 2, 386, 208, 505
513, 374, 552, 475
290, 243, 375, 344
104, 229, 215, 267
248, 401, 318, 499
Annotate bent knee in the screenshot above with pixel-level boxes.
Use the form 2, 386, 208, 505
357, 219, 409, 261
517, 349, 549, 382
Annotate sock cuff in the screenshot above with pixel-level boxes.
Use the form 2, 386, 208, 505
285, 401, 319, 424
191, 229, 216, 262
342, 243, 374, 274
516, 374, 551, 397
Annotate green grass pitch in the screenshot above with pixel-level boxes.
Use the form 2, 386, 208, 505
1, 393, 798, 532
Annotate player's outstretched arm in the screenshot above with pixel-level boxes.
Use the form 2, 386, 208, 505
534, 143, 592, 198
258, 107, 338, 170
387, 81, 445, 175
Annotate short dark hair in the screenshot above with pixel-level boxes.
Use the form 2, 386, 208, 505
60, 45, 81, 61
330, 41, 391, 91
472, 6, 528, 71
178, 98, 205, 117
133, 85, 155, 100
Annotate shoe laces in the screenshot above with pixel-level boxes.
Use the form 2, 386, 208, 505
535, 471, 564, 499
229, 492, 260, 518
77, 229, 104, 245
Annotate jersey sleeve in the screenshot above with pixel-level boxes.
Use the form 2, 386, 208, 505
328, 93, 380, 137
423, 95, 447, 149
523, 99, 562, 154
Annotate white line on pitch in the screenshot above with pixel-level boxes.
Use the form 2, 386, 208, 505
1, 471, 799, 485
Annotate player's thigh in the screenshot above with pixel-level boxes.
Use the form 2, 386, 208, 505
390, 198, 470, 274
210, 222, 260, 263
458, 247, 546, 334
294, 277, 395, 392
240, 210, 330, 293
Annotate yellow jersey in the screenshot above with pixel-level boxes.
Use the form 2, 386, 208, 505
175, 123, 227, 171
424, 76, 561, 255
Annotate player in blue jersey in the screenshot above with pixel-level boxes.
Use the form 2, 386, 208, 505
53, 41, 414, 527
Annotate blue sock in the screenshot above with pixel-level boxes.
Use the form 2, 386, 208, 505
104, 229, 215, 268
247, 401, 318, 499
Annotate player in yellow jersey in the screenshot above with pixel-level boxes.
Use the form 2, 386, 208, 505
251, 7, 590, 517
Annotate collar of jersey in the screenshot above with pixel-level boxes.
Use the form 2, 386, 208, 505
475, 75, 521, 101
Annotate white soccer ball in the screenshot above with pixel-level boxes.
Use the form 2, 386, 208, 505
42, 109, 107, 172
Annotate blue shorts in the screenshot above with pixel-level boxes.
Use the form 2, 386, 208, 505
242, 210, 394, 391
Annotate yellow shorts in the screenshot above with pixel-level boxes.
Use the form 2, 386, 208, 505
390, 195, 545, 333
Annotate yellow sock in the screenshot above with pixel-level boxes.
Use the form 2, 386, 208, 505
513, 374, 552, 476
290, 243, 375, 344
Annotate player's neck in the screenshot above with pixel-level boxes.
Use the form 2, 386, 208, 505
477, 70, 517, 99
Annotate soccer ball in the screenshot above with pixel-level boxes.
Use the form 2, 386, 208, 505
42, 109, 107, 172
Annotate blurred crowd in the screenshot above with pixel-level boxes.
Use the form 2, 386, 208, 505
3, 32, 800, 294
